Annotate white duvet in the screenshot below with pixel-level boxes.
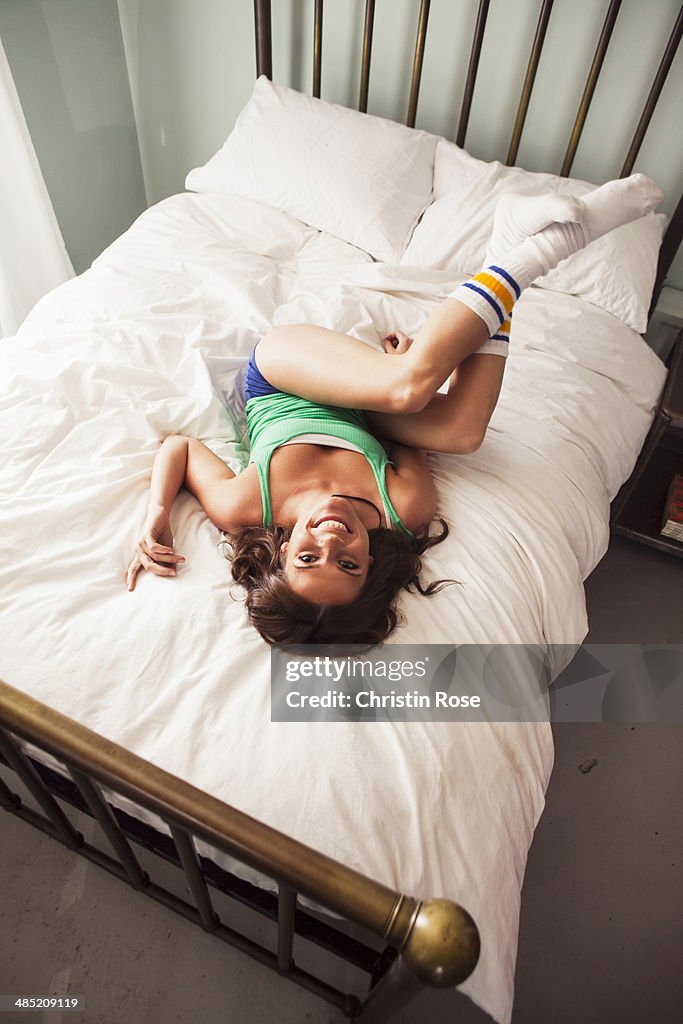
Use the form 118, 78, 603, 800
0, 193, 666, 1023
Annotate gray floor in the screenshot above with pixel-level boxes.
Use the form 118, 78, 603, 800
1, 536, 682, 1024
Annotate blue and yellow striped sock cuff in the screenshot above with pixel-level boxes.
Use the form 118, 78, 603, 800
452, 264, 521, 338
492, 315, 511, 342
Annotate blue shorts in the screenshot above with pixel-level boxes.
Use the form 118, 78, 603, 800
244, 347, 280, 401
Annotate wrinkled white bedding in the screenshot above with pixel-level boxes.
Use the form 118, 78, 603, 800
0, 193, 666, 1022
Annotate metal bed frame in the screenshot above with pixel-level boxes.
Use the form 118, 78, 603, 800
2, 1, 682, 1020
255, 0, 683, 314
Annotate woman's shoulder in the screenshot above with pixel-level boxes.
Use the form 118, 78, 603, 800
384, 445, 437, 535
207, 464, 263, 533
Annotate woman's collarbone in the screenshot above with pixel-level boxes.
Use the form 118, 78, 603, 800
269, 443, 381, 505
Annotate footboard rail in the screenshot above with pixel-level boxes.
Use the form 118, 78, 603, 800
0, 678, 479, 1021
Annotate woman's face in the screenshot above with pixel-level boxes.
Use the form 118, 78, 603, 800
280, 496, 373, 606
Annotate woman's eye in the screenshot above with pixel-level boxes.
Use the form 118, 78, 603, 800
299, 554, 317, 563
339, 560, 359, 571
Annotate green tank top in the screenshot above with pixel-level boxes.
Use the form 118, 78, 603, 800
245, 391, 413, 537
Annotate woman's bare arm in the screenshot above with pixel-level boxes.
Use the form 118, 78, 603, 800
127, 435, 248, 590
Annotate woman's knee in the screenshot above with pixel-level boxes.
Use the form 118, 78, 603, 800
385, 360, 439, 415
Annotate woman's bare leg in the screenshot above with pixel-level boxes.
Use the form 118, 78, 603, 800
256, 299, 490, 415
367, 351, 506, 454
258, 177, 663, 415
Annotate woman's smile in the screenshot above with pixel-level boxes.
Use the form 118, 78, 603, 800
311, 518, 351, 533
280, 496, 374, 604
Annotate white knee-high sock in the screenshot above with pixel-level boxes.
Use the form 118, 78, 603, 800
452, 173, 663, 356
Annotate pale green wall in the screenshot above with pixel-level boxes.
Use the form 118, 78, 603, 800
116, 0, 256, 204
0, 0, 147, 273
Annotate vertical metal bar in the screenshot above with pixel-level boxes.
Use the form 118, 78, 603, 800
277, 884, 297, 971
649, 190, 683, 319
67, 765, 148, 890
621, 3, 683, 176
254, 0, 273, 79
506, 0, 555, 165
313, 0, 324, 98
168, 823, 219, 931
406, 0, 431, 127
456, 0, 490, 148
0, 726, 81, 849
359, 0, 376, 112
561, 0, 622, 176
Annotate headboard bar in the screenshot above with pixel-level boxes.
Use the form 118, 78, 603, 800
254, 0, 272, 80
561, 0, 622, 177
359, 0, 376, 113
252, 0, 682, 302
406, 0, 431, 128
313, 0, 323, 98
506, 0, 555, 165
620, 3, 683, 176
456, 0, 491, 149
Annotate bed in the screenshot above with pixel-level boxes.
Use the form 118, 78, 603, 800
1, 2, 682, 1022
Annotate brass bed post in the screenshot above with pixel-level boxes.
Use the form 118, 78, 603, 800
456, 0, 490, 148
277, 883, 297, 972
67, 764, 148, 890
357, 898, 480, 1022
0, 725, 82, 850
359, 0, 376, 113
406, 0, 431, 128
254, 0, 273, 79
506, 0, 555, 166
168, 823, 220, 931
620, 3, 683, 176
313, 0, 323, 98
560, 0, 622, 177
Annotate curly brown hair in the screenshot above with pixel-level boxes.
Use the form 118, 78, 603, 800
221, 519, 454, 645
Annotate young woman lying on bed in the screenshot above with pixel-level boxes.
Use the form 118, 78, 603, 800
126, 175, 661, 644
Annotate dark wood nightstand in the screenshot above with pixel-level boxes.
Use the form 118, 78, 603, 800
611, 331, 683, 557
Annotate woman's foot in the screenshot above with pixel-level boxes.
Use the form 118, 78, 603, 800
449, 174, 663, 342
485, 192, 583, 264
581, 173, 663, 243
486, 173, 663, 285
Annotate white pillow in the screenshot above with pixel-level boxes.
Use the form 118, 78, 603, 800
402, 138, 666, 333
186, 76, 437, 262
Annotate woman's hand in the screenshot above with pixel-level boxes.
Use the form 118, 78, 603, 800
126, 505, 185, 591
383, 329, 414, 354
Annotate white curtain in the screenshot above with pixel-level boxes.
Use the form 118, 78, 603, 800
0, 37, 74, 338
